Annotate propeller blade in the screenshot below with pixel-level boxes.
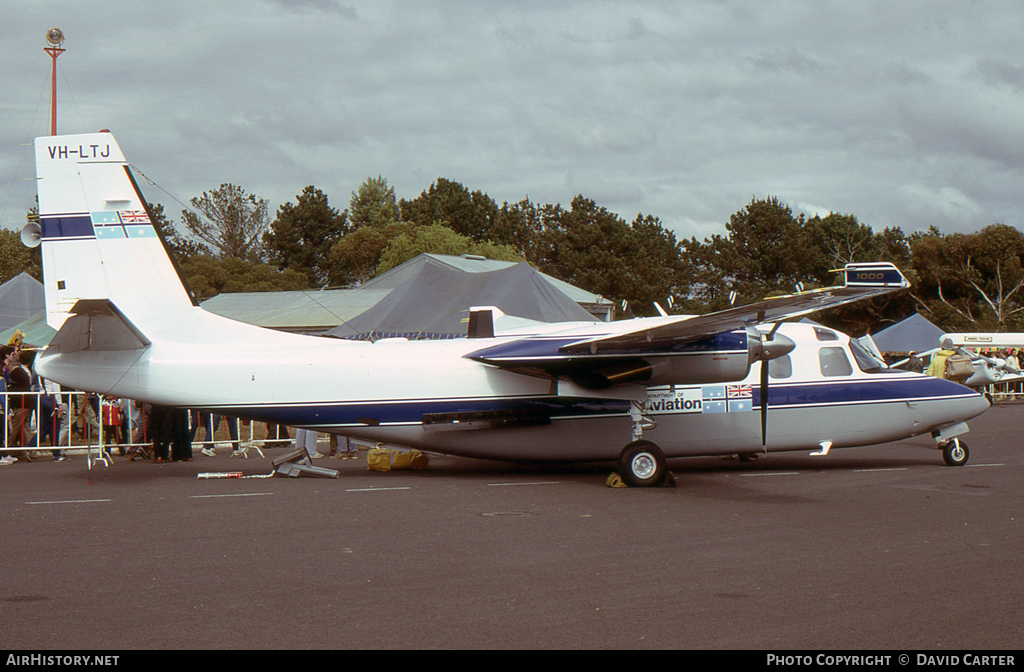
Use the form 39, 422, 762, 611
760, 358, 769, 450
759, 323, 782, 452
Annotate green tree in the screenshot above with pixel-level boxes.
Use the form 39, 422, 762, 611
329, 221, 414, 286
682, 198, 918, 333
150, 202, 209, 261
494, 198, 546, 261
0, 221, 41, 284
874, 226, 913, 268
348, 176, 400, 230
375, 223, 522, 275
179, 255, 311, 301
911, 224, 1024, 330
534, 196, 686, 316
622, 213, 690, 313
802, 213, 914, 286
182, 184, 270, 261
323, 177, 408, 286
702, 196, 810, 302
802, 213, 877, 284
263, 186, 349, 287
400, 178, 500, 242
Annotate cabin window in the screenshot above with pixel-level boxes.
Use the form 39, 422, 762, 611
769, 354, 792, 379
819, 347, 853, 377
813, 327, 839, 341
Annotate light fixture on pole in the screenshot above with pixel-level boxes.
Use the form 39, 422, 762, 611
44, 27, 65, 136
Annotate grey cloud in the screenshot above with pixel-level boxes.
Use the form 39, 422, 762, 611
3, 1, 1024, 240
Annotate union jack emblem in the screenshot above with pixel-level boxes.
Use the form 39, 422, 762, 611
118, 210, 150, 224
726, 384, 752, 399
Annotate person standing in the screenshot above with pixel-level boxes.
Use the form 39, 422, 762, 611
170, 407, 192, 462
37, 375, 66, 461
7, 355, 36, 451
148, 404, 171, 463
293, 427, 322, 459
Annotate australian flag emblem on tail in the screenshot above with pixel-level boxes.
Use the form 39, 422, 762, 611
117, 210, 150, 224
727, 384, 752, 399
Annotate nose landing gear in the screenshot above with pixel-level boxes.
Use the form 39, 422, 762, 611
940, 437, 969, 467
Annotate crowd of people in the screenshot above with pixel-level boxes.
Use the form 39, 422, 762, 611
984, 348, 1021, 370
900, 347, 1022, 379
0, 344, 359, 466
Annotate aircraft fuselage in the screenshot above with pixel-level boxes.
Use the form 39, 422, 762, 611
37, 317, 988, 463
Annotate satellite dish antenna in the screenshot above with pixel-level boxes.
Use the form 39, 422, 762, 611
21, 222, 41, 248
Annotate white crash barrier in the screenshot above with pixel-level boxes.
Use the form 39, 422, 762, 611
0, 391, 280, 459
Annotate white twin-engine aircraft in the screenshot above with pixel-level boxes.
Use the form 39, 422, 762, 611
28, 132, 990, 485
937, 332, 1024, 388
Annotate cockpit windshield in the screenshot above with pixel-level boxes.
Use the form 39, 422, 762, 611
849, 339, 887, 373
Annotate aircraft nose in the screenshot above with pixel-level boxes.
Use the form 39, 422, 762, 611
955, 384, 991, 421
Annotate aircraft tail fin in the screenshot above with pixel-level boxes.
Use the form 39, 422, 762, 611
32, 132, 196, 331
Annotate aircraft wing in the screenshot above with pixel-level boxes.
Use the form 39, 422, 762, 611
566, 262, 909, 353
467, 263, 908, 387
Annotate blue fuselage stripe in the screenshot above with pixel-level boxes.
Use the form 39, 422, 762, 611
189, 376, 977, 428
195, 396, 633, 427
40, 214, 94, 240
754, 376, 974, 407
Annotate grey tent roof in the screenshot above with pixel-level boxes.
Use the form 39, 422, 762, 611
870, 313, 944, 354
201, 253, 612, 332
362, 253, 611, 307
326, 261, 597, 339
202, 286, 390, 332
0, 273, 44, 331
0, 309, 56, 348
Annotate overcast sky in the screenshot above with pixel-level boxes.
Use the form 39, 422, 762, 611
3, 1, 1023, 244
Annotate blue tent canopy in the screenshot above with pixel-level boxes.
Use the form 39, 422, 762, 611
870, 313, 944, 354
0, 273, 44, 331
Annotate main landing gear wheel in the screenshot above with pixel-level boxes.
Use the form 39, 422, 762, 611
941, 438, 970, 467
618, 440, 668, 487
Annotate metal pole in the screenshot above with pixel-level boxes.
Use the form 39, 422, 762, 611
44, 29, 65, 136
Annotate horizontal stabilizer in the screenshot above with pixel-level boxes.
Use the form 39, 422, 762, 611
47, 299, 151, 353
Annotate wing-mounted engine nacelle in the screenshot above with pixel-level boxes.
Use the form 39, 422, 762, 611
625, 328, 795, 388
467, 326, 796, 389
